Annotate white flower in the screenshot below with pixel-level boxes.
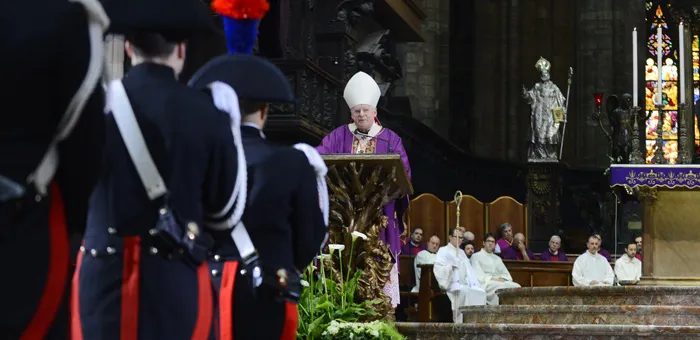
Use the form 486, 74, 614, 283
351, 231, 368, 241
300, 280, 309, 287
328, 244, 345, 253
317, 254, 331, 260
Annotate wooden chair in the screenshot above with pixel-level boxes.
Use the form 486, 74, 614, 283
446, 194, 485, 246
487, 196, 528, 245
406, 193, 446, 244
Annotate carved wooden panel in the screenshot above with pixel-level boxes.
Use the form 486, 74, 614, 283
446, 195, 485, 245
487, 196, 528, 244
407, 193, 446, 243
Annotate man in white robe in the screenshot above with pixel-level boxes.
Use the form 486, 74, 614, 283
470, 233, 521, 305
614, 241, 642, 283
433, 228, 486, 323
572, 235, 615, 286
412, 235, 440, 292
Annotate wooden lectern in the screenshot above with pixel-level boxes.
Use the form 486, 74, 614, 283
321, 154, 413, 319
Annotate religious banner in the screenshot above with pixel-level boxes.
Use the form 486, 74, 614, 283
610, 164, 700, 188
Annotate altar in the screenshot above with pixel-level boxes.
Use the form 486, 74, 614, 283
610, 164, 700, 286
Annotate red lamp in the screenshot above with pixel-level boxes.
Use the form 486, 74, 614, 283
593, 93, 604, 108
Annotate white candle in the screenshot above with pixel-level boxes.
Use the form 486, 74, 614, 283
633, 28, 638, 107
680, 22, 686, 104
657, 26, 663, 106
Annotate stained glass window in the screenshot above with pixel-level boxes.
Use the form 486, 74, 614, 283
644, 1, 700, 163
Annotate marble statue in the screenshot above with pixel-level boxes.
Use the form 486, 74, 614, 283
522, 57, 567, 163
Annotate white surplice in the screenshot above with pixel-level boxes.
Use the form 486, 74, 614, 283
412, 249, 437, 293
433, 243, 487, 323
614, 255, 642, 281
572, 251, 615, 286
470, 249, 521, 305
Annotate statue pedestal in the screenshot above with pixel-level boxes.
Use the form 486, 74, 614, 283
526, 162, 563, 250
611, 164, 700, 286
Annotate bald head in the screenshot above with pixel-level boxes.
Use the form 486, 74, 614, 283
515, 233, 525, 243
464, 231, 475, 242
427, 236, 440, 253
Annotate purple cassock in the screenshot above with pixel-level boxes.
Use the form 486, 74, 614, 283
598, 248, 611, 261
401, 241, 426, 257
316, 124, 411, 262
539, 249, 569, 261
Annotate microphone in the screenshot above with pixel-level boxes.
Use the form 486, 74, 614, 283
352, 129, 394, 153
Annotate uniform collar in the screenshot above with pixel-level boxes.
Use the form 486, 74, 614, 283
242, 122, 265, 139
126, 63, 177, 80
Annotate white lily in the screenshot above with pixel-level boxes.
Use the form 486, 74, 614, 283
300, 280, 310, 287
351, 231, 368, 241
317, 254, 331, 260
328, 244, 346, 254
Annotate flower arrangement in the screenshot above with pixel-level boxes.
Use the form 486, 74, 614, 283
321, 320, 405, 340
296, 231, 405, 340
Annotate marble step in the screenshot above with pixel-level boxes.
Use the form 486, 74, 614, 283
395, 322, 700, 340
459, 305, 700, 326
497, 286, 700, 306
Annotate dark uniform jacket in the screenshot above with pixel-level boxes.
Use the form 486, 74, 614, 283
75, 63, 238, 340
209, 124, 327, 340
0, 2, 104, 339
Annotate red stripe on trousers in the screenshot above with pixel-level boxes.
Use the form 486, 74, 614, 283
19, 182, 70, 340
191, 263, 213, 340
70, 244, 85, 340
280, 302, 298, 340
219, 261, 239, 340
121, 236, 141, 340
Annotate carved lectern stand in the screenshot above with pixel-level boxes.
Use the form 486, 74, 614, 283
322, 154, 413, 320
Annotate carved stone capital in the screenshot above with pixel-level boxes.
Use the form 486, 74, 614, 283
635, 187, 658, 205
336, 0, 376, 30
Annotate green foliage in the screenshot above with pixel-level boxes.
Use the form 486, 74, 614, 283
296, 240, 404, 340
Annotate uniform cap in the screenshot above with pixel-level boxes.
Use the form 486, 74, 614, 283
101, 0, 213, 40
344, 71, 381, 109
188, 54, 295, 103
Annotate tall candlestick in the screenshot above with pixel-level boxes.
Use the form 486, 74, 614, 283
633, 28, 638, 107
680, 22, 686, 104
657, 26, 663, 106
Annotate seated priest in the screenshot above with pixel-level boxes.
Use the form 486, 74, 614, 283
316, 71, 411, 309
461, 231, 476, 250
412, 235, 440, 292
584, 233, 611, 261
462, 241, 475, 259
614, 241, 642, 283
470, 233, 521, 305
572, 235, 615, 287
540, 235, 568, 261
494, 222, 514, 255
634, 235, 643, 261
433, 228, 486, 323
512, 232, 534, 260
402, 227, 426, 256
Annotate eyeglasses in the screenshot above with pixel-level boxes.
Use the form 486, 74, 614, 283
484, 240, 495, 243
451, 235, 463, 240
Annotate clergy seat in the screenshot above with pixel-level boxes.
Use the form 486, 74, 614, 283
446, 194, 485, 244
398, 255, 416, 290
407, 193, 446, 243
487, 196, 528, 245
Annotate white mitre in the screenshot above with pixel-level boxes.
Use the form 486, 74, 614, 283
343, 71, 381, 109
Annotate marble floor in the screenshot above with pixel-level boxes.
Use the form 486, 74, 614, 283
396, 286, 700, 340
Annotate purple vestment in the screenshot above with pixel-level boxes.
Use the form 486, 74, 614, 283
539, 249, 569, 261
496, 238, 514, 258
316, 124, 412, 261
401, 241, 425, 257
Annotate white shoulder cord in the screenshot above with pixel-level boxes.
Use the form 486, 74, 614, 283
293, 143, 329, 226
206, 81, 248, 230
293, 143, 329, 250
27, 0, 109, 195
